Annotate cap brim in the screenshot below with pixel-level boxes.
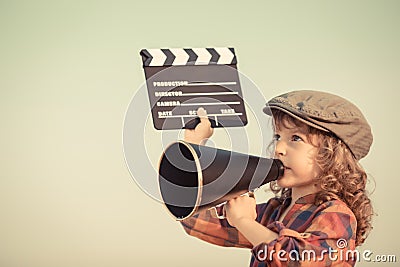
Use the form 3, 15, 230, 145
263, 105, 329, 132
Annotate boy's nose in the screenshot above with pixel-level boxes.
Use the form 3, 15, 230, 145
274, 141, 287, 157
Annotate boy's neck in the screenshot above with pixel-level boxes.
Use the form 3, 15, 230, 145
291, 184, 320, 203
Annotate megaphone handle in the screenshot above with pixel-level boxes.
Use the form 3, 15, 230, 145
210, 191, 256, 220
211, 206, 227, 220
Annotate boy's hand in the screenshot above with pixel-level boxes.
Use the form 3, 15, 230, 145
184, 107, 214, 145
225, 195, 257, 227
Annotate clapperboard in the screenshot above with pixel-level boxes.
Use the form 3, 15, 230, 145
140, 47, 248, 130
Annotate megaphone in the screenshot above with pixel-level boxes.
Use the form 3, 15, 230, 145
158, 141, 284, 221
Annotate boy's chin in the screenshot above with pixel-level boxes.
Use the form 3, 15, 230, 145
276, 178, 291, 188
276, 176, 298, 188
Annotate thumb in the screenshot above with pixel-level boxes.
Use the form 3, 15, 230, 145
197, 107, 209, 124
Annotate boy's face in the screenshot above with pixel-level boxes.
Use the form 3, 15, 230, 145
272, 125, 321, 190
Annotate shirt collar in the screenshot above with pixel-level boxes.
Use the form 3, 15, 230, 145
294, 192, 318, 204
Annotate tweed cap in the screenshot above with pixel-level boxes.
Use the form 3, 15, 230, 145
263, 90, 373, 160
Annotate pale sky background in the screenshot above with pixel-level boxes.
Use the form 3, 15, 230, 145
1, 1, 399, 266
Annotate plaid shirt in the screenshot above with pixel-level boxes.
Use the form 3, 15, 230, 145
181, 193, 357, 266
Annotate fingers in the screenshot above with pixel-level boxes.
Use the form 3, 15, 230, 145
183, 107, 213, 145
225, 195, 257, 226
246, 191, 255, 198
197, 107, 210, 126
227, 194, 256, 206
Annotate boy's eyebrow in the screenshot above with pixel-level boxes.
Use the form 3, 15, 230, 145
292, 129, 308, 135
275, 127, 307, 134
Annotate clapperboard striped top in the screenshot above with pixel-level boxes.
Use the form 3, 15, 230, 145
140, 47, 237, 66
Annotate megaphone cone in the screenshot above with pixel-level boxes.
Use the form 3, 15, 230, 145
158, 141, 284, 220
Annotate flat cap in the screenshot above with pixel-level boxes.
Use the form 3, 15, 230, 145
263, 90, 373, 160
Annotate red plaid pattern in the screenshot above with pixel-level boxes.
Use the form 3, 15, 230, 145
181, 194, 357, 266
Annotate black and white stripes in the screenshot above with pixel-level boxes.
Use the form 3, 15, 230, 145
140, 47, 237, 66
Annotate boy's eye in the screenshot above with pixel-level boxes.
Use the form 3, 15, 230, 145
291, 135, 303, 142
273, 134, 280, 141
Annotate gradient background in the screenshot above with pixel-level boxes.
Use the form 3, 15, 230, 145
1, 1, 399, 266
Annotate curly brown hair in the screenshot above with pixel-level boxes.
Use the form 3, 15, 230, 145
269, 109, 374, 246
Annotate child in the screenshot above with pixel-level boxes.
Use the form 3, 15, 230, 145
182, 90, 374, 266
